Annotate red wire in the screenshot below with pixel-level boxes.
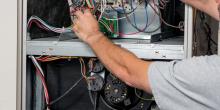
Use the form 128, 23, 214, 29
28, 20, 48, 30
36, 69, 50, 102
81, 59, 87, 77
35, 67, 50, 104
29, 19, 66, 33
37, 56, 51, 61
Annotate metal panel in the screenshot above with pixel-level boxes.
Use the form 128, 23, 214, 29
20, 1, 194, 110
22, 0, 28, 108
118, 1, 161, 39
218, 23, 220, 55
17, 0, 22, 109
26, 37, 184, 60
0, 0, 17, 110
18, 0, 28, 109
184, 5, 193, 58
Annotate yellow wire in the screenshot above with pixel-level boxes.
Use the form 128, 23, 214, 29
38, 56, 78, 62
79, 58, 88, 80
134, 88, 155, 101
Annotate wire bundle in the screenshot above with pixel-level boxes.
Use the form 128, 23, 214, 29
36, 56, 77, 62
98, 0, 160, 36
27, 16, 72, 33
30, 56, 50, 108
28, 0, 184, 38
98, 0, 107, 20
86, 0, 95, 8
79, 58, 88, 80
30, 56, 89, 109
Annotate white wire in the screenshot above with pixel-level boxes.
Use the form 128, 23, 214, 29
67, 0, 73, 6
79, 58, 87, 79
27, 16, 72, 33
99, 20, 112, 32
79, 59, 84, 78
29, 56, 45, 77
49, 77, 83, 105
29, 55, 50, 105
98, 0, 107, 21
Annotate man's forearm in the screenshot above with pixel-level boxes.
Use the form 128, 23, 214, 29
181, 0, 220, 21
72, 9, 153, 93
88, 33, 152, 93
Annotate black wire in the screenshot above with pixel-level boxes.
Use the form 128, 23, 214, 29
92, 92, 100, 110
205, 23, 213, 55
92, 3, 100, 15
211, 39, 218, 45
94, 93, 97, 110
48, 77, 83, 106
89, 90, 101, 110
199, 12, 216, 55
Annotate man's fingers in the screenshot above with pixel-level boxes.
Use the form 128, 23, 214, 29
74, 10, 83, 18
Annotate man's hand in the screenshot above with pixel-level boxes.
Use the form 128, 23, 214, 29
71, 9, 152, 93
72, 9, 103, 45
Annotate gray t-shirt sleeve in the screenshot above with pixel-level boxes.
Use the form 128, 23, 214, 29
148, 55, 220, 110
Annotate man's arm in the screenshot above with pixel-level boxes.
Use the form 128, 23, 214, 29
73, 10, 152, 93
71, 0, 219, 94
181, 0, 220, 21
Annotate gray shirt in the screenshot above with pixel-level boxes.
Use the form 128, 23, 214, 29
149, 55, 220, 110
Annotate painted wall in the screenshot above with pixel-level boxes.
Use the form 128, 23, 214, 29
0, 0, 17, 110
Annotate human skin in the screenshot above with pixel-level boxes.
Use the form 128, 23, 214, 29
72, 0, 220, 93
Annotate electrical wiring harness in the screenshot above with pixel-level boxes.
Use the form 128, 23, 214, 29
30, 56, 92, 110
27, 16, 73, 34
30, 56, 156, 110
27, 0, 184, 39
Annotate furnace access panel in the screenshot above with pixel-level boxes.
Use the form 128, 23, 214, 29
20, 0, 193, 110
24, 0, 193, 60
